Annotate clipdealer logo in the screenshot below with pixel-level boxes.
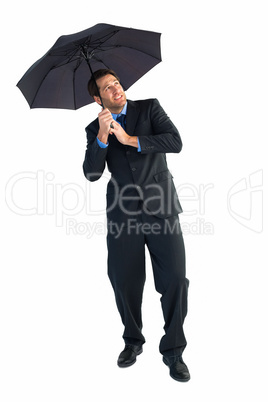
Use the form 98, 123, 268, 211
5, 169, 264, 237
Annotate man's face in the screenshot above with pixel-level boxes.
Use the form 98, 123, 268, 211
94, 74, 127, 113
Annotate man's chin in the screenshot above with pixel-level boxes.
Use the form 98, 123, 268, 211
109, 99, 126, 113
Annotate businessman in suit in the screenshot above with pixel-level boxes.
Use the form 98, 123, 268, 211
83, 69, 190, 382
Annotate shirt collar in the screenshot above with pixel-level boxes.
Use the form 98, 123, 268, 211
111, 101, 128, 120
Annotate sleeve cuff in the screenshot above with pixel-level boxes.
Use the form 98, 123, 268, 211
97, 137, 109, 148
137, 137, 141, 152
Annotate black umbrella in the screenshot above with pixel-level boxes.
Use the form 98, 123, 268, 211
17, 23, 161, 110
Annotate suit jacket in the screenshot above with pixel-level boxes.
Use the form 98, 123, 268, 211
83, 98, 183, 221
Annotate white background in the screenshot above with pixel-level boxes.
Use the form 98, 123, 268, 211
1, 0, 267, 400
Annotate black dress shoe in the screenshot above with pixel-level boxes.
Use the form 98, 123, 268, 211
117, 344, 143, 368
163, 355, 190, 382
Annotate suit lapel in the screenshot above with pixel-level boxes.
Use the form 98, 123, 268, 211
126, 100, 140, 136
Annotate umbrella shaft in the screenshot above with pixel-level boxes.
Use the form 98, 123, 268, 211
82, 50, 104, 109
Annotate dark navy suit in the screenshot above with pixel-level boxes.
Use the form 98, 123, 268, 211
83, 98, 189, 356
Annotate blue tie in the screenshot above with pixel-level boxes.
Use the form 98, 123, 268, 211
116, 114, 126, 129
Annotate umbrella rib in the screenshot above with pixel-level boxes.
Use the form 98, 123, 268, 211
30, 71, 51, 107
85, 43, 161, 61
115, 44, 161, 60
83, 30, 120, 54
72, 59, 85, 110
30, 59, 82, 108
73, 72, 77, 110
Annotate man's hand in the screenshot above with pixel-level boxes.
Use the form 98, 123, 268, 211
111, 121, 138, 148
97, 108, 114, 144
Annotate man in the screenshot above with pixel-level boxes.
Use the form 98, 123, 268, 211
83, 69, 190, 382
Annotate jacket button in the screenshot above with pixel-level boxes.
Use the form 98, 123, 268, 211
131, 167, 137, 172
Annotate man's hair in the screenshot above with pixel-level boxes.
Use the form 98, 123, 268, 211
88, 69, 120, 97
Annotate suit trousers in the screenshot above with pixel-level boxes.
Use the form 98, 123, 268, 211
107, 209, 189, 356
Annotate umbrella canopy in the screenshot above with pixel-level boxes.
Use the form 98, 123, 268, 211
17, 23, 161, 110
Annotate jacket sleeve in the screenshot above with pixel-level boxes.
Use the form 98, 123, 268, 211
138, 99, 183, 154
82, 121, 108, 182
